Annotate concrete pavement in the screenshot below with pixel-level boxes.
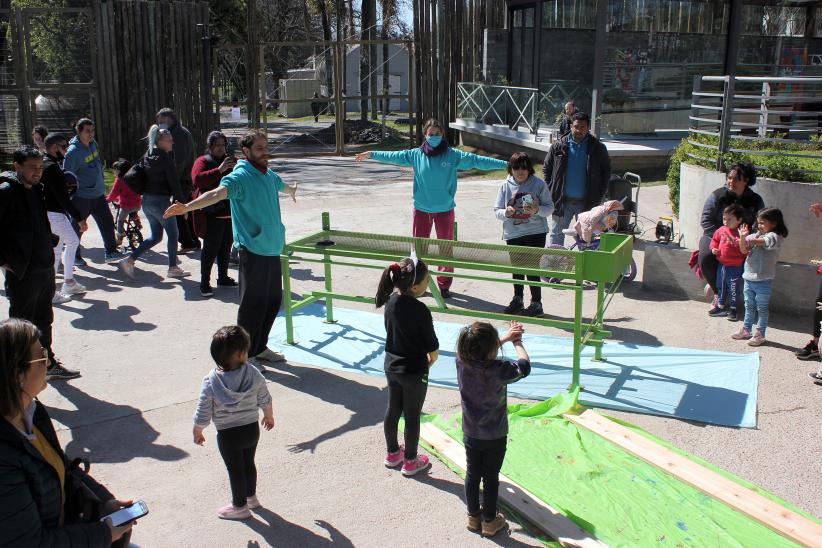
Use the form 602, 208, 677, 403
2, 158, 819, 546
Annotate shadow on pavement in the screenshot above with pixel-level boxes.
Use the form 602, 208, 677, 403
47, 382, 188, 463
245, 511, 353, 547
264, 362, 385, 454
416, 475, 547, 547
67, 298, 157, 332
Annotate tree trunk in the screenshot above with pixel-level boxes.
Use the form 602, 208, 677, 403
360, 0, 372, 121
317, 0, 334, 95
368, 0, 378, 120
413, 0, 422, 140
381, 1, 391, 116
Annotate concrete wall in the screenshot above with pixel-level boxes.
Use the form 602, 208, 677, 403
344, 44, 410, 112
679, 163, 822, 265
642, 241, 818, 317
279, 79, 320, 118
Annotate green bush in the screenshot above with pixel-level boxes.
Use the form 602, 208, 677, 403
667, 133, 822, 216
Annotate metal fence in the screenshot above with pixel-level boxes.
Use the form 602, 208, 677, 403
689, 75, 822, 176
457, 82, 538, 133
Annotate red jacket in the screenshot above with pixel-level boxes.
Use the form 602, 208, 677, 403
710, 226, 746, 267
190, 155, 231, 238
106, 176, 142, 210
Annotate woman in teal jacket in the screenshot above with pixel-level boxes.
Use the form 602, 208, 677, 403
356, 118, 506, 298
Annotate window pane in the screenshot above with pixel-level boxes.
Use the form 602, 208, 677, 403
543, 0, 597, 29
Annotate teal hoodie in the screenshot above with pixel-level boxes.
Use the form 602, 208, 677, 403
370, 148, 507, 213
63, 136, 104, 199
219, 159, 285, 256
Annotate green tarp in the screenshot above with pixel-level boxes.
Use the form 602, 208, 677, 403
422, 389, 819, 547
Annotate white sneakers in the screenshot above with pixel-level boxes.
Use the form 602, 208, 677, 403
166, 266, 191, 278
53, 280, 87, 303
255, 348, 286, 363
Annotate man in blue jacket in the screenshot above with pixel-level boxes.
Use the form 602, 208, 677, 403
164, 130, 297, 370
542, 112, 611, 247
63, 118, 125, 264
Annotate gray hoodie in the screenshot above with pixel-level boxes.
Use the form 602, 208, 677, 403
493, 174, 554, 240
193, 362, 272, 430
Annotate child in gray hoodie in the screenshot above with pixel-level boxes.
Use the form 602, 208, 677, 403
193, 326, 274, 520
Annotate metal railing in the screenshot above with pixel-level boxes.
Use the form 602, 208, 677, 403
457, 82, 538, 133
689, 75, 822, 175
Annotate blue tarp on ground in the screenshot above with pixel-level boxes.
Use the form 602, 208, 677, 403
268, 304, 759, 427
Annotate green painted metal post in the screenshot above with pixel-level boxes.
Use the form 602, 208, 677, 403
572, 285, 583, 390
282, 254, 296, 344
322, 212, 335, 323
594, 282, 605, 361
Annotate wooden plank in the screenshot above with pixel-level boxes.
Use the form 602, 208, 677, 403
419, 423, 607, 548
564, 410, 822, 547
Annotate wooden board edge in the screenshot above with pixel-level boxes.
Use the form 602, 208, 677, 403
563, 410, 822, 548
419, 423, 608, 548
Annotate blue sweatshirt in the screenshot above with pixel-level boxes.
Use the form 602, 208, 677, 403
493, 174, 554, 240
63, 136, 105, 199
219, 160, 286, 256
193, 362, 272, 431
370, 148, 507, 213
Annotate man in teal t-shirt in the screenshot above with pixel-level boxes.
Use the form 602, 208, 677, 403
164, 130, 297, 368
356, 118, 506, 298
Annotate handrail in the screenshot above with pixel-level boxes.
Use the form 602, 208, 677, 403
456, 82, 539, 134
690, 75, 822, 175
701, 75, 822, 84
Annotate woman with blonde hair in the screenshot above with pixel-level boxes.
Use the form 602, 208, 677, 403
118, 125, 190, 279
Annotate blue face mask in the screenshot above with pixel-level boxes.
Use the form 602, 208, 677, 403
426, 135, 442, 147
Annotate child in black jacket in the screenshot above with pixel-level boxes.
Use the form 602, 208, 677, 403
456, 320, 531, 537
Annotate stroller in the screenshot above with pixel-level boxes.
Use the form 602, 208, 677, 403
605, 171, 642, 236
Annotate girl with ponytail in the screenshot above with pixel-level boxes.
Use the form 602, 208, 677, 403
375, 257, 439, 476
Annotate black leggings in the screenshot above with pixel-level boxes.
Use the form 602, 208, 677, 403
201, 216, 233, 285
506, 232, 547, 302
384, 371, 428, 460
217, 421, 260, 508
464, 435, 507, 521
814, 278, 822, 339
698, 234, 719, 293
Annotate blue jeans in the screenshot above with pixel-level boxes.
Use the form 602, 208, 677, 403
130, 194, 178, 266
717, 264, 743, 309
743, 279, 773, 336
70, 195, 118, 254
549, 199, 587, 246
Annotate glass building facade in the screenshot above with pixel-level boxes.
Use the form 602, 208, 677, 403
503, 0, 822, 138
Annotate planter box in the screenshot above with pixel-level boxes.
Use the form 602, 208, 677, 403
679, 163, 821, 265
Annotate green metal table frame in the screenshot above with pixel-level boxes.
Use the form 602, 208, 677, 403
281, 212, 634, 390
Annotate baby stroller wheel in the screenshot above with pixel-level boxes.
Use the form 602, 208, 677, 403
622, 258, 637, 282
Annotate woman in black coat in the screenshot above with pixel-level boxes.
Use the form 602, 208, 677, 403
118, 126, 190, 279
0, 318, 136, 547
698, 162, 765, 297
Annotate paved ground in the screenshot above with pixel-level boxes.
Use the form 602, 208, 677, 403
2, 158, 820, 547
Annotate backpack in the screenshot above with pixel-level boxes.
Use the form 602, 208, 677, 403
123, 159, 147, 194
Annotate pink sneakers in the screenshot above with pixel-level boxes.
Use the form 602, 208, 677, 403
731, 328, 751, 340
246, 495, 261, 509
748, 333, 766, 347
401, 453, 431, 476
384, 445, 405, 468
216, 503, 251, 520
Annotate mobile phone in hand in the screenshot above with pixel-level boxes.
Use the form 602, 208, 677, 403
101, 500, 149, 527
